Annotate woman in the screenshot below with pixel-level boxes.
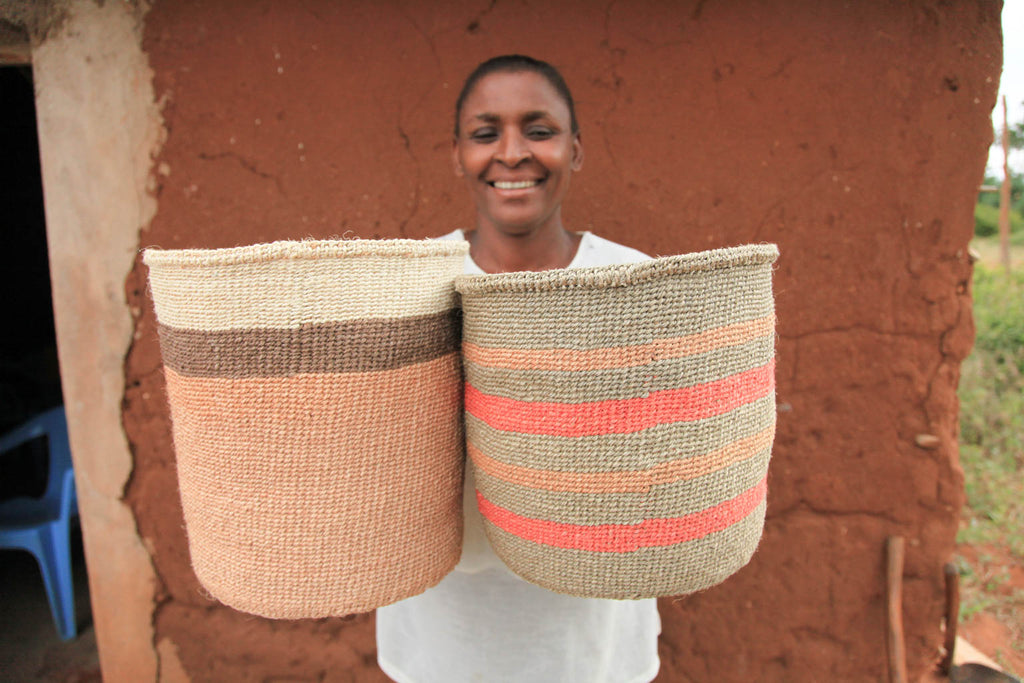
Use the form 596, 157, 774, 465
375, 55, 661, 683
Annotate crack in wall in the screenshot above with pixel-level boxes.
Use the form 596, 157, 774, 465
791, 626, 854, 649
769, 502, 903, 525
766, 56, 796, 80
121, 273, 176, 681
690, 0, 709, 21
597, 0, 625, 179
396, 5, 441, 71
465, 0, 498, 33
197, 150, 285, 196
395, 124, 420, 237
779, 325, 934, 341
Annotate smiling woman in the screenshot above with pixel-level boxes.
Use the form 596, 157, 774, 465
452, 58, 586, 273
374, 55, 661, 683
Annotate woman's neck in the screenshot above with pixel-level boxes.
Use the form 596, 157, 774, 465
466, 222, 582, 274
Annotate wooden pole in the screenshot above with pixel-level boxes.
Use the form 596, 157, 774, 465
940, 562, 960, 675
886, 536, 908, 683
1000, 95, 1012, 273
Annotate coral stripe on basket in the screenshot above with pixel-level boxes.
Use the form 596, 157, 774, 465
463, 315, 774, 372
468, 424, 775, 494
465, 360, 775, 437
476, 475, 767, 553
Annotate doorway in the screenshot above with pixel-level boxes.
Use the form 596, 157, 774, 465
0, 63, 100, 681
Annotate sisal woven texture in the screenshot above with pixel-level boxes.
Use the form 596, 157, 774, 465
455, 244, 779, 599
144, 239, 469, 619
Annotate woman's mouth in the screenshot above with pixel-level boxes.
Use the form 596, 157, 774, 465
489, 179, 543, 190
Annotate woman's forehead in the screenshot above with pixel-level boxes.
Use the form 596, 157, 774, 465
460, 71, 571, 123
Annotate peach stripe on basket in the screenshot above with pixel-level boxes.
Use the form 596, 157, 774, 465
477, 475, 767, 553
465, 360, 775, 437
469, 423, 775, 494
463, 315, 774, 371
162, 354, 463, 495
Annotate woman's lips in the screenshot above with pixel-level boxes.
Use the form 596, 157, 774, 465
488, 179, 543, 190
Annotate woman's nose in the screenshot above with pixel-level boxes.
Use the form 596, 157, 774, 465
495, 130, 530, 165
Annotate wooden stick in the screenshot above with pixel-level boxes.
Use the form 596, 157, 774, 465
1000, 95, 1012, 274
940, 562, 960, 675
887, 536, 908, 683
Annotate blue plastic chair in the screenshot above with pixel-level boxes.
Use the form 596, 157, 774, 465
0, 406, 79, 641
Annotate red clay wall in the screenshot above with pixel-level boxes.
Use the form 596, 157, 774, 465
123, 1, 1002, 680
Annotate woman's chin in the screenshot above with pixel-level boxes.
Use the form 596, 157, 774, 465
493, 224, 541, 237
481, 212, 561, 237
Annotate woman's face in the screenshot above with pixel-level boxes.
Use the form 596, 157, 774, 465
453, 70, 583, 236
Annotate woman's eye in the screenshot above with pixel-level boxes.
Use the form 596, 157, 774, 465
470, 129, 498, 142
527, 128, 555, 140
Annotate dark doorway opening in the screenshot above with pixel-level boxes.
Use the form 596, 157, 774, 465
1, 66, 61, 432
1, 65, 60, 500
0, 64, 99, 679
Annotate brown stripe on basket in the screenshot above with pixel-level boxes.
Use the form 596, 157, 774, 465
482, 499, 766, 599
157, 308, 460, 378
463, 315, 774, 371
164, 352, 464, 618
469, 423, 774, 495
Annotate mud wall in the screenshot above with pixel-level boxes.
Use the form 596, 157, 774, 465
120, 1, 1001, 680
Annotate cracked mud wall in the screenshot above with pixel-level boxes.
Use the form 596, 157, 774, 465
119, 1, 1002, 681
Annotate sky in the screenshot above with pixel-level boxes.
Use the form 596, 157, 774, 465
987, 0, 1024, 175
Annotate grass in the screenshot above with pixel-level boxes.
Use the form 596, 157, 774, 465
955, 236, 1024, 672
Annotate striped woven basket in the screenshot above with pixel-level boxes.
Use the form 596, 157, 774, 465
455, 243, 779, 599
143, 239, 468, 618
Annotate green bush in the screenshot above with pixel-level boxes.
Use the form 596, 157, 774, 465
974, 202, 1024, 238
971, 265, 1024, 370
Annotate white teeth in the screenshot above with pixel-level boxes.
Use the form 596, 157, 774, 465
493, 180, 539, 190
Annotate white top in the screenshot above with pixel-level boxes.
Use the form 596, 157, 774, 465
375, 230, 661, 683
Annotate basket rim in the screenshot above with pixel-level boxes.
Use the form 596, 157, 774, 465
455, 243, 779, 295
143, 238, 469, 268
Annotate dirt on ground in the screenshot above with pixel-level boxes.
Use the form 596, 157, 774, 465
955, 541, 1024, 677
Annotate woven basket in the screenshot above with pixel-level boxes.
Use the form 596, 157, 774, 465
144, 239, 468, 618
455, 244, 779, 599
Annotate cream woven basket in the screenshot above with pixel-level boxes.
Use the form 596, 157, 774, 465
144, 239, 468, 618
455, 243, 779, 599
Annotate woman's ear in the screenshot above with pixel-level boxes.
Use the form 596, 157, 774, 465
452, 138, 465, 177
571, 133, 584, 172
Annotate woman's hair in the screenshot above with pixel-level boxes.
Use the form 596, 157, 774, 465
454, 54, 579, 137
